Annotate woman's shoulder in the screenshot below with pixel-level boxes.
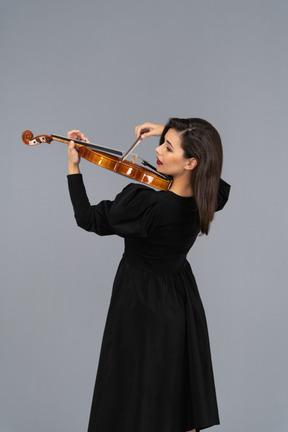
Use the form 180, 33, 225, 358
119, 183, 195, 208
108, 182, 160, 237
121, 182, 158, 193
115, 182, 159, 203
110, 182, 161, 213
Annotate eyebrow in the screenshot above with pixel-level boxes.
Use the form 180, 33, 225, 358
166, 139, 174, 149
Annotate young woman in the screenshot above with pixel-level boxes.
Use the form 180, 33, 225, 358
67, 118, 230, 432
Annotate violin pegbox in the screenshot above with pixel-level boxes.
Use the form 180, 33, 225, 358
22, 130, 52, 146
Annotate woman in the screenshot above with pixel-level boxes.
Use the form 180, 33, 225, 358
67, 118, 230, 432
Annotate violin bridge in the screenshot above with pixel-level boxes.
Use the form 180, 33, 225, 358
131, 154, 138, 164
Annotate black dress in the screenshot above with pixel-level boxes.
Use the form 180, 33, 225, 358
68, 174, 230, 432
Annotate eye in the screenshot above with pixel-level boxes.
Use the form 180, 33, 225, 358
164, 140, 172, 152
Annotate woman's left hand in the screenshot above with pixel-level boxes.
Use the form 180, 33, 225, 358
67, 129, 90, 143
67, 129, 90, 174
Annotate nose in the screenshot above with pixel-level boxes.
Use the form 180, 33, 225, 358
155, 145, 161, 154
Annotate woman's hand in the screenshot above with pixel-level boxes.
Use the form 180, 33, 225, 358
135, 122, 164, 140
67, 129, 90, 143
67, 129, 90, 174
68, 140, 80, 174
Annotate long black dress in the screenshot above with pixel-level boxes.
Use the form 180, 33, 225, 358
68, 174, 230, 432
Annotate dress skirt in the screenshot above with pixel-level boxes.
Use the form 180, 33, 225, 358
87, 255, 220, 432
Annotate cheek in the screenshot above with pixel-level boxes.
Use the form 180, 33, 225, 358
170, 154, 184, 166
170, 157, 188, 174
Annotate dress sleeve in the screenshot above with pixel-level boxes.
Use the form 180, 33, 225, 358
67, 174, 160, 237
216, 178, 231, 212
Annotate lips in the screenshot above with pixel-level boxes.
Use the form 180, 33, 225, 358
156, 158, 163, 165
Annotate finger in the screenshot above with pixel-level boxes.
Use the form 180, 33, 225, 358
140, 132, 149, 140
135, 123, 146, 134
135, 124, 150, 138
139, 127, 151, 140
135, 126, 141, 137
67, 129, 80, 138
69, 140, 79, 150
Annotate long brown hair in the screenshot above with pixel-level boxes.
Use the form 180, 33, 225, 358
160, 118, 223, 235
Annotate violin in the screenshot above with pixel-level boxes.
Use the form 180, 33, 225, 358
22, 130, 172, 191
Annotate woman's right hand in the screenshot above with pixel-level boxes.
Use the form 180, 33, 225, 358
135, 122, 164, 140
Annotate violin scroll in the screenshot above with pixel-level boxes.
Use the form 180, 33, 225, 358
22, 130, 52, 146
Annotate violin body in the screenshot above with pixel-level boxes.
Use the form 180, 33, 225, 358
22, 130, 172, 191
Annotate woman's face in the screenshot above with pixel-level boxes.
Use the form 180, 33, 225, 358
155, 128, 194, 178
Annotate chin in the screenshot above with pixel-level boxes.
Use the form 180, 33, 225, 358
157, 168, 173, 178
157, 165, 167, 174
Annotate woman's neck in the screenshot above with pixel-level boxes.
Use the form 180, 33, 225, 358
169, 175, 193, 197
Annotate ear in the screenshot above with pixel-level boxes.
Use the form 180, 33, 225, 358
185, 157, 198, 171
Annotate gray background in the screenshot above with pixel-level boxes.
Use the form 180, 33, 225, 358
1, 0, 287, 431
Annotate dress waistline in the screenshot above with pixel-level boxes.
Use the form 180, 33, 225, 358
122, 250, 188, 275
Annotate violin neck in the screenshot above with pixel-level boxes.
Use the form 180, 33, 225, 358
51, 134, 123, 156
